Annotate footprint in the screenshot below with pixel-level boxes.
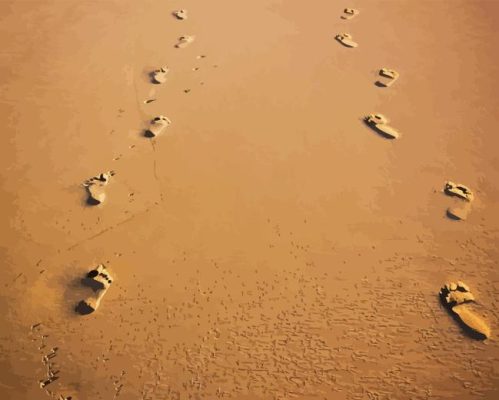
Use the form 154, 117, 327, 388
145, 115, 171, 137
335, 33, 358, 48
83, 171, 115, 205
75, 264, 114, 315
151, 66, 169, 84
341, 8, 359, 20
364, 114, 400, 139
376, 68, 399, 87
439, 282, 491, 339
173, 9, 188, 20
443, 181, 474, 220
444, 181, 474, 202
175, 35, 195, 49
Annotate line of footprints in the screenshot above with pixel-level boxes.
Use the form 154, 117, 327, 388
336, 8, 489, 339
82, 8, 198, 206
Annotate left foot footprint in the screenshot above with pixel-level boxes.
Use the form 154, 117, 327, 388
83, 171, 115, 205
175, 35, 195, 49
341, 8, 359, 20
335, 33, 358, 48
364, 113, 400, 139
173, 9, 188, 20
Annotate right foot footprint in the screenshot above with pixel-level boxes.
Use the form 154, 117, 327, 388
364, 113, 400, 139
439, 281, 491, 339
151, 66, 169, 84
341, 8, 359, 20
443, 181, 474, 220
335, 33, 358, 48
145, 115, 171, 137
175, 35, 195, 49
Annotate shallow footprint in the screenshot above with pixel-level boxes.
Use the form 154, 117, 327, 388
175, 35, 195, 49
335, 33, 358, 48
151, 66, 169, 84
173, 9, 188, 20
439, 281, 491, 339
145, 115, 171, 137
364, 113, 400, 139
341, 8, 359, 20
83, 171, 115, 205
376, 68, 399, 87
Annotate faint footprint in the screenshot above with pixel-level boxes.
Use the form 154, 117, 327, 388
439, 281, 491, 339
173, 9, 188, 20
175, 35, 195, 49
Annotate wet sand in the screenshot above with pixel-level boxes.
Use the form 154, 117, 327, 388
1, 0, 499, 399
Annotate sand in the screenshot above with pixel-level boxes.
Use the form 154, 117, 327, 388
1, 0, 499, 399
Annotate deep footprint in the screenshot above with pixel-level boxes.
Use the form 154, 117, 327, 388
376, 68, 399, 87
145, 115, 171, 137
75, 264, 114, 315
341, 8, 359, 20
364, 114, 400, 139
335, 33, 358, 48
439, 281, 491, 339
151, 66, 169, 84
83, 171, 115, 205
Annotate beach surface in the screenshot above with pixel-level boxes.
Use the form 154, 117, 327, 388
1, 0, 499, 399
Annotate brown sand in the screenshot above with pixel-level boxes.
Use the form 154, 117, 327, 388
1, 0, 499, 399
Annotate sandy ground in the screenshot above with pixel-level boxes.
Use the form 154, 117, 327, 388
1, 0, 499, 399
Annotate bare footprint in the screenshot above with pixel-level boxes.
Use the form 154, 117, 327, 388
175, 35, 195, 49
341, 8, 359, 20
439, 281, 491, 339
83, 171, 115, 205
75, 264, 114, 315
444, 181, 474, 220
364, 113, 400, 139
151, 66, 169, 84
444, 181, 474, 202
376, 68, 399, 87
145, 115, 171, 137
173, 9, 188, 20
335, 33, 358, 48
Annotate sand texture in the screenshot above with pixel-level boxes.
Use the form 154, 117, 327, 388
1, 1, 499, 399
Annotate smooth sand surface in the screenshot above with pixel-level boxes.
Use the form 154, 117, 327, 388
1, 1, 499, 399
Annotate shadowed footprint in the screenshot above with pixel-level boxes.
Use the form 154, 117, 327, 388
443, 181, 474, 220
175, 35, 195, 49
83, 171, 115, 205
144, 115, 171, 137
364, 114, 400, 139
335, 33, 358, 48
376, 68, 399, 87
173, 9, 188, 20
151, 66, 169, 84
341, 8, 359, 20
439, 282, 491, 340
75, 265, 114, 315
